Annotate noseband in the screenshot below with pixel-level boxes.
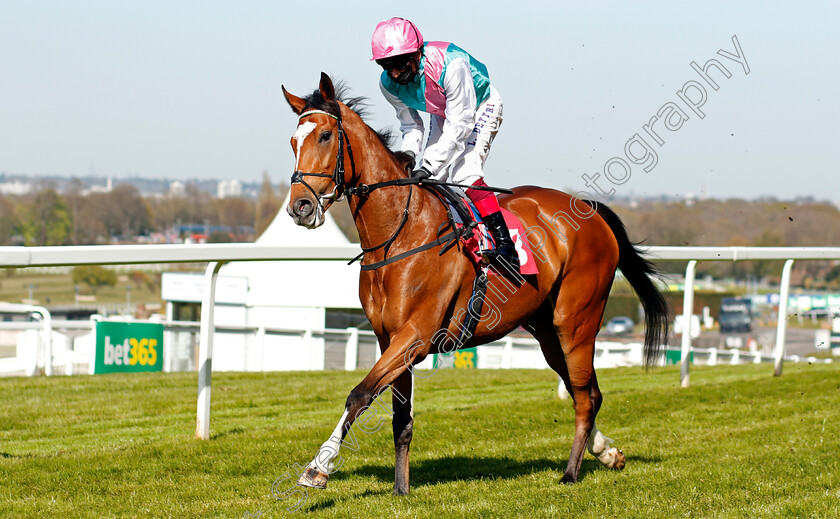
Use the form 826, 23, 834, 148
290, 109, 354, 212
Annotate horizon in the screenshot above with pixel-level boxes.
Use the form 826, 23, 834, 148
2, 171, 838, 207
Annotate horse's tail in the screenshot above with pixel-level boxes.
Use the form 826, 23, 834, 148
591, 201, 670, 368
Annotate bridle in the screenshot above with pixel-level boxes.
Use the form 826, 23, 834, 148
290, 109, 354, 214
288, 106, 421, 267
288, 105, 474, 270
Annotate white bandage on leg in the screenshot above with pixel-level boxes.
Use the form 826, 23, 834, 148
309, 410, 348, 474
586, 424, 623, 468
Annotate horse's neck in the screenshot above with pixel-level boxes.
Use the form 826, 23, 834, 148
345, 121, 443, 254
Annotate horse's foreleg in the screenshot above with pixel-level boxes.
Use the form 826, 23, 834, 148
297, 327, 424, 490
391, 370, 413, 495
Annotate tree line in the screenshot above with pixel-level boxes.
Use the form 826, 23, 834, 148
0, 173, 290, 245
4, 179, 839, 285
611, 198, 840, 286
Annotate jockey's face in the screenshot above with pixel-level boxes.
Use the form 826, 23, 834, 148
377, 51, 420, 85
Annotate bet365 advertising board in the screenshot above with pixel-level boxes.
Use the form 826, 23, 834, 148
94, 322, 164, 374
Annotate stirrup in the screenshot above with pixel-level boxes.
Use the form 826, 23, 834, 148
479, 244, 519, 270
478, 247, 496, 265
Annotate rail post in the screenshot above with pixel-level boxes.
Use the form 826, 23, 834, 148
557, 376, 569, 400
256, 326, 266, 372
502, 337, 514, 369
345, 327, 359, 371
680, 260, 697, 388
25, 305, 53, 376
774, 259, 795, 376
196, 261, 226, 440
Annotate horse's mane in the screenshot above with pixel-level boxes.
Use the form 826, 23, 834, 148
301, 80, 395, 152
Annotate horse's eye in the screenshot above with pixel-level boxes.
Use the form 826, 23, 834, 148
319, 131, 332, 143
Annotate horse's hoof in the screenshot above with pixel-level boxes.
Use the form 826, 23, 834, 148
610, 448, 626, 470
560, 473, 578, 485
602, 448, 625, 470
596, 446, 626, 470
297, 466, 329, 489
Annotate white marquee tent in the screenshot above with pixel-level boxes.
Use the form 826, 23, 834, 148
161, 194, 367, 372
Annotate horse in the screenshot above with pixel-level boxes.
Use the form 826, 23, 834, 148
281, 73, 669, 495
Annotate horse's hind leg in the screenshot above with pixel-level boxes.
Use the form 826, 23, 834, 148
584, 372, 625, 470
557, 325, 599, 482
526, 303, 587, 482
526, 301, 572, 391
529, 295, 625, 483
554, 286, 630, 482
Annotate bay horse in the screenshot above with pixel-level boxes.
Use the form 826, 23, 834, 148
282, 73, 669, 494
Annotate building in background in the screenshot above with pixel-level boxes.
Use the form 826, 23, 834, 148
0, 179, 33, 196
216, 179, 243, 199
168, 180, 185, 197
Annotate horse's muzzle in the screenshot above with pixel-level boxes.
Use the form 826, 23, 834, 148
288, 196, 323, 229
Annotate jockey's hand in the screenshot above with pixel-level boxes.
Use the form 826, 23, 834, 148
412, 166, 432, 180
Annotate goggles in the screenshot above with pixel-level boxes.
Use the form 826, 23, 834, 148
376, 53, 414, 72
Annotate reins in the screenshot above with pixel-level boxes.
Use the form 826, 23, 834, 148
346, 176, 512, 197
289, 106, 509, 271
345, 183, 468, 271
347, 184, 415, 267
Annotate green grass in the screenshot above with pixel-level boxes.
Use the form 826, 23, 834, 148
2, 363, 839, 518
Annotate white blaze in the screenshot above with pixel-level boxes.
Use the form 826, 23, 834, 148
293, 121, 317, 171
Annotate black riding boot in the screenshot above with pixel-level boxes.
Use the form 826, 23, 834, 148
482, 211, 520, 271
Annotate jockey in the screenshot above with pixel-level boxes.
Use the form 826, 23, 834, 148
371, 17, 519, 270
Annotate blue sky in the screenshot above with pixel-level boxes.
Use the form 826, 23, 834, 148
2, 1, 839, 202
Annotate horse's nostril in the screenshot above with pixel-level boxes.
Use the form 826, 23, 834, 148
297, 199, 313, 217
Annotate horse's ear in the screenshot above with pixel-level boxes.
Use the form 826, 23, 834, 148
282, 85, 306, 115
319, 72, 335, 102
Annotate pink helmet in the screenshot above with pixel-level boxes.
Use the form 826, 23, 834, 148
371, 17, 423, 61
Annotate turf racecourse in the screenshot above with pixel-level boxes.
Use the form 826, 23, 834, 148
1, 363, 839, 518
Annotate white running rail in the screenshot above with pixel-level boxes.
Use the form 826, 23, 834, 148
2, 244, 840, 438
